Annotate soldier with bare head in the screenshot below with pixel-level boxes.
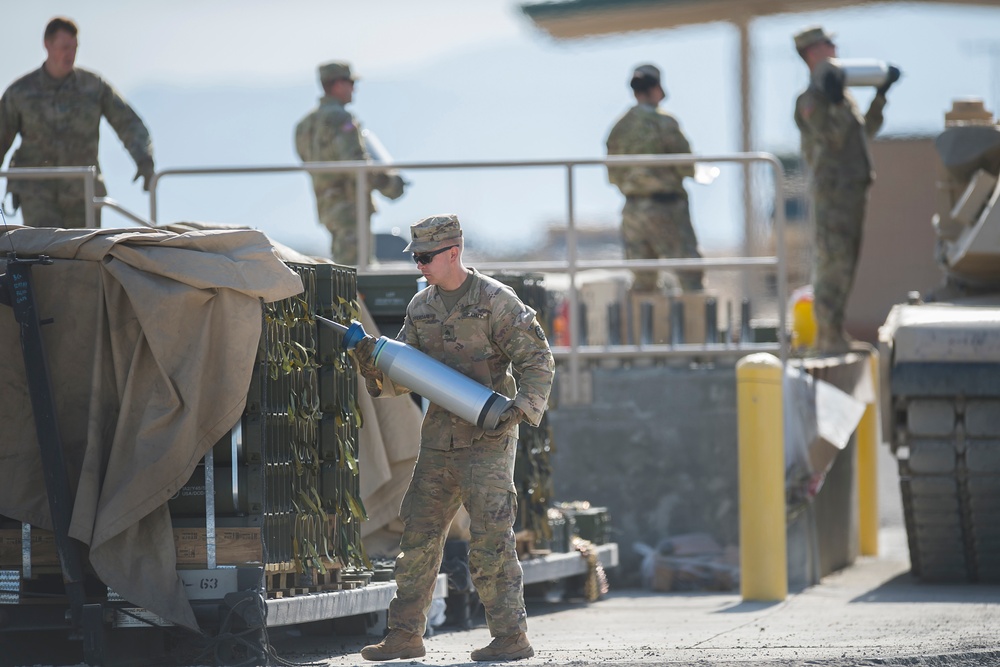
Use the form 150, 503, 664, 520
0, 16, 155, 228
353, 214, 554, 662
606, 63, 704, 294
794, 26, 898, 352
295, 60, 406, 265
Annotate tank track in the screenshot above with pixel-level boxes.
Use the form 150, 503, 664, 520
892, 363, 1000, 582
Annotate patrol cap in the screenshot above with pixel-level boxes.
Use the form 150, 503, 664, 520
403, 214, 463, 253
793, 26, 835, 52
319, 61, 358, 83
631, 63, 661, 86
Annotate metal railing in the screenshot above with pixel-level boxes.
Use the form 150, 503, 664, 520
148, 153, 788, 403
2, 155, 788, 404
0, 166, 155, 228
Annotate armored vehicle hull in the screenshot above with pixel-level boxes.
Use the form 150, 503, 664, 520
879, 99, 1000, 581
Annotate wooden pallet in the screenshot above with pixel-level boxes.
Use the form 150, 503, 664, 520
264, 561, 358, 598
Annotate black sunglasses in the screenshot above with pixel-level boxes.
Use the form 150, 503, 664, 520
412, 245, 458, 265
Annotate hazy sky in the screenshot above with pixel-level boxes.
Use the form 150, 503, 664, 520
2, 1, 999, 258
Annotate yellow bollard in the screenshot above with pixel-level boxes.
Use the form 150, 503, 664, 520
857, 349, 880, 556
737, 352, 787, 601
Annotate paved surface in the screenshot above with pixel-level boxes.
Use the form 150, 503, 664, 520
270, 525, 1000, 666
269, 443, 1000, 666
12, 446, 1000, 666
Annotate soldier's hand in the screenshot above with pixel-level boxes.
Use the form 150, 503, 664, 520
822, 68, 845, 104
483, 405, 525, 440
133, 158, 155, 192
877, 65, 901, 97
4, 192, 20, 215
351, 335, 381, 380
375, 172, 406, 200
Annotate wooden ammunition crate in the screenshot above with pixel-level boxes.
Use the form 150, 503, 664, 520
0, 527, 263, 570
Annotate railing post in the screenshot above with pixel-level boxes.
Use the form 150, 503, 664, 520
84, 167, 96, 229
565, 163, 581, 403
149, 172, 159, 224
356, 168, 369, 270
769, 154, 789, 365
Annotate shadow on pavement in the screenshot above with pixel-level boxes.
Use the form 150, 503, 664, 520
850, 572, 1000, 604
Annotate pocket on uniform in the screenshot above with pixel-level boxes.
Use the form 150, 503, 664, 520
477, 487, 517, 533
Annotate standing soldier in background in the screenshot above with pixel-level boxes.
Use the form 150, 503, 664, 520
353, 214, 554, 662
0, 17, 155, 229
295, 61, 405, 265
606, 63, 703, 294
794, 26, 898, 352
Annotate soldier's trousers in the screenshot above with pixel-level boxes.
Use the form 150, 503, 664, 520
17, 187, 100, 229
812, 181, 869, 341
388, 435, 527, 637
622, 194, 703, 292
316, 190, 377, 266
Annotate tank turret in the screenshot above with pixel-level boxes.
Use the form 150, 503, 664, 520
931, 99, 1000, 294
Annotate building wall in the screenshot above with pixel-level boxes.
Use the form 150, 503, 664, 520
846, 137, 943, 341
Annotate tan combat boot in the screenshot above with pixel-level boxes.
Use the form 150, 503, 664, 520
470, 632, 534, 661
360, 629, 426, 662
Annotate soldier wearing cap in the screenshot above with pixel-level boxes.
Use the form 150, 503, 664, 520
294, 60, 405, 264
0, 17, 155, 228
606, 63, 704, 293
794, 26, 898, 352
353, 214, 554, 662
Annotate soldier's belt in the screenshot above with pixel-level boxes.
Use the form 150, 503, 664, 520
630, 192, 684, 204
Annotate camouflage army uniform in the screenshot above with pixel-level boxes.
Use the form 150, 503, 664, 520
0, 65, 153, 229
606, 103, 703, 292
370, 269, 554, 638
295, 97, 402, 264
795, 84, 885, 346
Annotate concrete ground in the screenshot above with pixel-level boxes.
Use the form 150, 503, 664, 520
271, 443, 1000, 666
12, 443, 999, 666
270, 525, 1000, 667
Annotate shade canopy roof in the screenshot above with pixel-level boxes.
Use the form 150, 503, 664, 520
520, 0, 997, 38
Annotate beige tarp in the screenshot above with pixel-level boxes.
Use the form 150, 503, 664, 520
0, 225, 303, 630
355, 305, 423, 540
0, 223, 428, 629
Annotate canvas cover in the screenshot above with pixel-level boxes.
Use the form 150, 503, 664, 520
0, 225, 304, 630
0, 223, 425, 629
